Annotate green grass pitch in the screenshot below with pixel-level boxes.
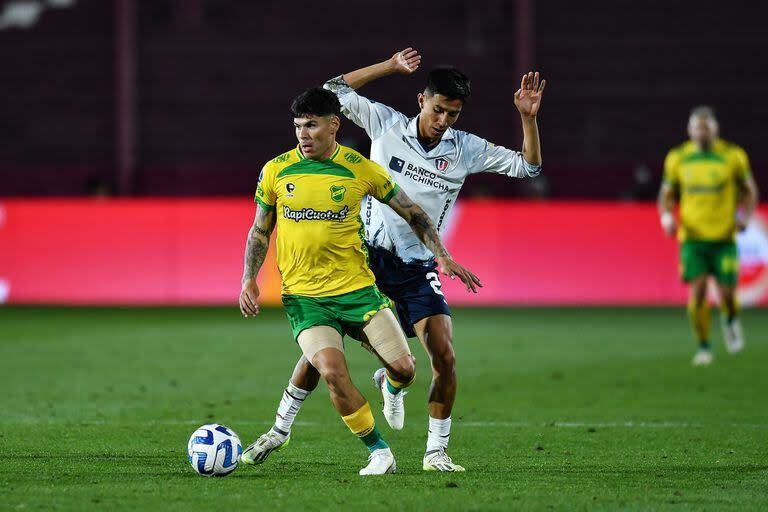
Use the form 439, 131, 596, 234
1, 306, 767, 511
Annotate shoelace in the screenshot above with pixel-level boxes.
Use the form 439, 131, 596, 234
431, 450, 453, 464
253, 432, 281, 449
367, 451, 388, 463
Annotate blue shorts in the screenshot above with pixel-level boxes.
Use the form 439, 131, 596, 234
367, 244, 451, 338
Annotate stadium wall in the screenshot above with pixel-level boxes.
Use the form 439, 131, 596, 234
2, 199, 767, 306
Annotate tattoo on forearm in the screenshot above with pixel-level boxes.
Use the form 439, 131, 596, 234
243, 230, 268, 281
390, 189, 448, 257
392, 191, 415, 210
253, 225, 270, 237
410, 209, 449, 258
242, 208, 274, 281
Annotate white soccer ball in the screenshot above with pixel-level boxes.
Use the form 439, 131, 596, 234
187, 424, 242, 477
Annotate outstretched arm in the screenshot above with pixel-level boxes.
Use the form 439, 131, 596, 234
513, 71, 546, 166
385, 187, 482, 293
342, 47, 421, 90
239, 205, 277, 317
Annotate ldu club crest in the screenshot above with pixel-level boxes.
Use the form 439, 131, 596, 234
434, 157, 450, 172
330, 185, 346, 202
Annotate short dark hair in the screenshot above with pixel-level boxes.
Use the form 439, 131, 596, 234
425, 66, 471, 102
290, 87, 341, 118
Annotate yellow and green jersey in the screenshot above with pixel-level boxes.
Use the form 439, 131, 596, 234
663, 139, 752, 241
255, 143, 399, 297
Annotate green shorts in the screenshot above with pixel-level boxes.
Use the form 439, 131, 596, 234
281, 285, 392, 341
679, 240, 738, 286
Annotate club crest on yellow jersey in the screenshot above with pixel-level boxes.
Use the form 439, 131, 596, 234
330, 185, 346, 202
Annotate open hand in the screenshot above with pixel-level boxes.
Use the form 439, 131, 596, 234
436, 256, 483, 293
239, 279, 260, 317
514, 71, 546, 118
390, 47, 421, 75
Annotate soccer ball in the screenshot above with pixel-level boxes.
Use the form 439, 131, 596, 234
187, 424, 243, 477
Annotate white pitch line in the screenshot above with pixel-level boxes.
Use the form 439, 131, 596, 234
3, 419, 768, 429
460, 421, 768, 429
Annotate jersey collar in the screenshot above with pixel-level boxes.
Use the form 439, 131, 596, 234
294, 142, 342, 161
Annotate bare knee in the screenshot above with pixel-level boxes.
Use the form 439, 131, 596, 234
430, 340, 456, 376
690, 278, 708, 302
314, 361, 350, 394
388, 355, 416, 384
719, 286, 736, 303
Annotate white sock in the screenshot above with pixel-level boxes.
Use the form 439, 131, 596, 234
271, 381, 310, 437
426, 416, 451, 453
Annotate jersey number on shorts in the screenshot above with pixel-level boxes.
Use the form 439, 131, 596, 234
425, 272, 444, 296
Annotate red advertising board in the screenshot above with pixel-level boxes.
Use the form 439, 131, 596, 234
1, 199, 766, 306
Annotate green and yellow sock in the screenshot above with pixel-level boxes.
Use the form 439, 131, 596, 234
687, 297, 711, 350
385, 371, 414, 395
342, 402, 388, 453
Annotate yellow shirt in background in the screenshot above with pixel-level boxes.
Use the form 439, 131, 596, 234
663, 139, 752, 241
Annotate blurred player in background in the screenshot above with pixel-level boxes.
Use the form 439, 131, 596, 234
238, 87, 478, 475
247, 48, 544, 472
658, 106, 758, 366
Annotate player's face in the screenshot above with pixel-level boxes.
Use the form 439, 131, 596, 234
687, 116, 718, 150
294, 114, 339, 160
417, 92, 463, 143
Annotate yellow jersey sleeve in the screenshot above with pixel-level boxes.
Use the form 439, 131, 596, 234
733, 146, 753, 182
254, 163, 276, 210
663, 149, 680, 187
361, 159, 399, 204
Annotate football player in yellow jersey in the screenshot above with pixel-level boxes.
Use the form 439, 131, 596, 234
658, 106, 758, 366
238, 87, 480, 475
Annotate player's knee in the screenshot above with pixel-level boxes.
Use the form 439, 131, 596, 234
389, 356, 416, 384
430, 342, 456, 375
719, 286, 736, 302
690, 279, 708, 301
319, 365, 349, 391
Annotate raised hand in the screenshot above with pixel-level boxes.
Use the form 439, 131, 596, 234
514, 71, 546, 118
389, 47, 421, 75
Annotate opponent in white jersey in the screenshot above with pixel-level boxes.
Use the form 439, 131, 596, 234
245, 48, 544, 472
325, 73, 541, 263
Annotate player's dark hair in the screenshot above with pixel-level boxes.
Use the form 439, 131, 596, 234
290, 87, 341, 118
425, 66, 471, 102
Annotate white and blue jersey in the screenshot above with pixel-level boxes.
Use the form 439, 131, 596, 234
324, 75, 541, 264
324, 75, 541, 335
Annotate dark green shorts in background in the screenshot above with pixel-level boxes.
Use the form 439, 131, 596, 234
679, 240, 738, 286
281, 285, 392, 341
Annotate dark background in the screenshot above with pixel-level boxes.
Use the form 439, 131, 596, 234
0, 0, 765, 198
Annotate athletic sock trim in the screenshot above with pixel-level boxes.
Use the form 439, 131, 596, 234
271, 425, 289, 437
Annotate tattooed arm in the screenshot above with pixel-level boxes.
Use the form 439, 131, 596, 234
385, 188, 482, 293
239, 205, 277, 317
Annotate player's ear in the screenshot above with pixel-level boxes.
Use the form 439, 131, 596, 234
417, 92, 425, 110
329, 115, 340, 134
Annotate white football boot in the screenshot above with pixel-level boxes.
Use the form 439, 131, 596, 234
691, 349, 714, 367
359, 447, 397, 475
373, 368, 406, 430
721, 317, 745, 354
423, 449, 466, 472
241, 430, 290, 465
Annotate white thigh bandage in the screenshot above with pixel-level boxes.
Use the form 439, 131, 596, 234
362, 308, 411, 364
297, 326, 343, 363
